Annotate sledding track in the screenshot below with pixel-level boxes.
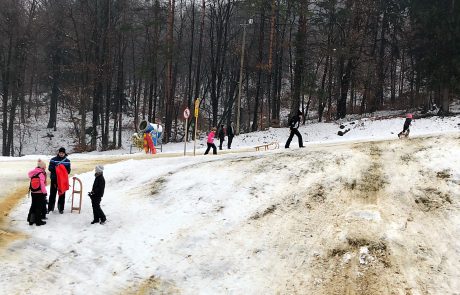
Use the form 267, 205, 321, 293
1, 134, 460, 294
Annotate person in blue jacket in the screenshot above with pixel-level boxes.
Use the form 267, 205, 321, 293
48, 147, 71, 214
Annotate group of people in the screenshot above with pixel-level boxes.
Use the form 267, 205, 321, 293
204, 121, 235, 155
27, 147, 106, 226
204, 110, 413, 152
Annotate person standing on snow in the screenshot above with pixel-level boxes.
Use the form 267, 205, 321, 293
227, 121, 235, 149
88, 165, 106, 225
285, 110, 305, 149
218, 124, 225, 150
204, 127, 218, 155
27, 159, 48, 226
48, 147, 71, 214
398, 113, 413, 138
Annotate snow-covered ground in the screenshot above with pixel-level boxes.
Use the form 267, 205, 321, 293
0, 113, 460, 294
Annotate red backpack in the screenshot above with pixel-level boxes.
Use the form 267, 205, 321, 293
29, 172, 43, 193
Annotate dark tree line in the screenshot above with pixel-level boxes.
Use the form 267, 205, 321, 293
1, 0, 459, 155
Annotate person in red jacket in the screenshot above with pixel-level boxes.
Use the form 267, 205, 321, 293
48, 147, 71, 214
27, 159, 48, 226
204, 127, 217, 155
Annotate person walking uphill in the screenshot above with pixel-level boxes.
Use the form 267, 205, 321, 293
27, 159, 48, 226
285, 110, 305, 148
204, 127, 218, 155
48, 147, 71, 214
88, 165, 106, 225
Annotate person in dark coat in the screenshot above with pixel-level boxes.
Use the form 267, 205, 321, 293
398, 113, 413, 138
227, 121, 235, 149
88, 165, 106, 225
218, 124, 225, 150
285, 110, 305, 148
48, 147, 71, 214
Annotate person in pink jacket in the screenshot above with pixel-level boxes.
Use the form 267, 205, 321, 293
27, 159, 48, 226
204, 127, 218, 155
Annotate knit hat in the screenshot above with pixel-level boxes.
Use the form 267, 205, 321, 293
58, 147, 66, 153
406, 113, 413, 119
95, 165, 104, 174
37, 159, 46, 169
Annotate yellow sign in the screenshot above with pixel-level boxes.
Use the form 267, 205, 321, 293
194, 99, 200, 117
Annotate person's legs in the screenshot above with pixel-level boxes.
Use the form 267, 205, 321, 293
57, 193, 65, 213
91, 198, 100, 223
48, 179, 57, 212
228, 136, 233, 149
295, 129, 304, 147
219, 139, 223, 150
204, 143, 211, 155
212, 143, 217, 154
285, 130, 295, 148
41, 194, 48, 219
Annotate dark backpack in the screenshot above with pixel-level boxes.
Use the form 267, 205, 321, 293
29, 173, 42, 193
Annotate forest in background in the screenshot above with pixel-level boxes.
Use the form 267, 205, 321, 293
1, 0, 459, 155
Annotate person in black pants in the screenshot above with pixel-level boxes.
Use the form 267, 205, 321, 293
398, 113, 413, 138
285, 110, 305, 148
27, 159, 48, 226
48, 147, 71, 214
88, 165, 106, 225
227, 121, 234, 149
218, 124, 225, 150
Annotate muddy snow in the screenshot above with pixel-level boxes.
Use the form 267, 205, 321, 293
1, 134, 460, 294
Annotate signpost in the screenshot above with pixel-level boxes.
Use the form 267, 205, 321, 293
193, 99, 200, 156
183, 107, 190, 156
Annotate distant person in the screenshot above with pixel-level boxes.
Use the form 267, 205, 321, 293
398, 113, 413, 138
218, 124, 225, 150
88, 165, 106, 225
27, 159, 47, 226
204, 127, 218, 155
227, 121, 235, 149
48, 147, 71, 214
285, 110, 304, 148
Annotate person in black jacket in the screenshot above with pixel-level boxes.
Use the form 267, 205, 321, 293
227, 121, 234, 149
285, 110, 305, 148
48, 147, 71, 214
88, 165, 106, 225
218, 124, 225, 150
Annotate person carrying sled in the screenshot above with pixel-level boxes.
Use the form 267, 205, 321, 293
285, 110, 305, 148
204, 127, 218, 155
48, 147, 71, 214
27, 159, 48, 226
88, 165, 106, 225
218, 124, 226, 150
398, 113, 413, 138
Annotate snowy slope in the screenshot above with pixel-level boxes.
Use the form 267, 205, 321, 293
0, 114, 460, 294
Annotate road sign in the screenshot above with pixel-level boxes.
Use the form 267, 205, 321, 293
184, 107, 190, 119
194, 99, 200, 117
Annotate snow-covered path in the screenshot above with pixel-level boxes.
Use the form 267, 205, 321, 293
1, 133, 460, 294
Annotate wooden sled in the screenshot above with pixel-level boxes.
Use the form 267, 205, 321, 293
254, 141, 280, 151
71, 177, 83, 214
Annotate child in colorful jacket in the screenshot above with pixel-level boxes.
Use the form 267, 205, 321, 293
27, 159, 48, 226
204, 127, 217, 155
